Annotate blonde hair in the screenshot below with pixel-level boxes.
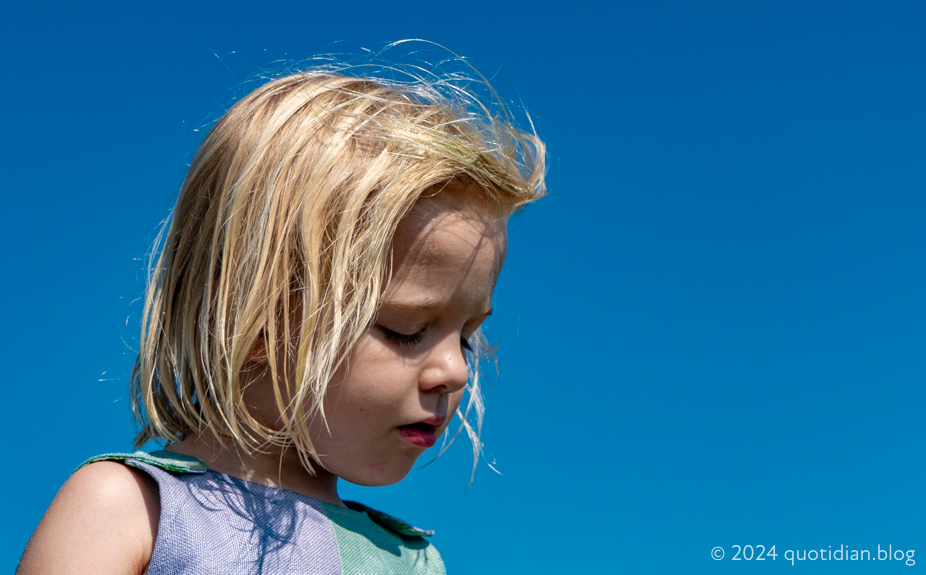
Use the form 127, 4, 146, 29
132, 60, 545, 475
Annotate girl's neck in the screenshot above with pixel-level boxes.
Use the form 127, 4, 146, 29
164, 434, 344, 506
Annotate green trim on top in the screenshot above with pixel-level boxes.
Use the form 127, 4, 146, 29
344, 501, 435, 538
77, 450, 208, 474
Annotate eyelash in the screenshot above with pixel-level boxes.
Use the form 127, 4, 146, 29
380, 327, 425, 347
378, 326, 474, 352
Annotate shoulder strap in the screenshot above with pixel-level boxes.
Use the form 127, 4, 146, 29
343, 500, 435, 538
77, 450, 208, 474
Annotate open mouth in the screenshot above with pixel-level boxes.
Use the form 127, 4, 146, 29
398, 422, 436, 432
397, 422, 438, 447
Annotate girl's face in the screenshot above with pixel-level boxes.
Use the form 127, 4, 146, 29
311, 185, 507, 486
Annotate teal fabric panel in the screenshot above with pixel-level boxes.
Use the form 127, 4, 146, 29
323, 502, 446, 575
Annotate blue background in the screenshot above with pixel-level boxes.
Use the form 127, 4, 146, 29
3, 1, 924, 572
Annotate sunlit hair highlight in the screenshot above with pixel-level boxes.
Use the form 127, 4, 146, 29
132, 55, 545, 478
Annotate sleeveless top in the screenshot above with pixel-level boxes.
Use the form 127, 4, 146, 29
79, 451, 446, 575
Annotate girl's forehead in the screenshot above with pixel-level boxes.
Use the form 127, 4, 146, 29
403, 179, 506, 233
394, 203, 507, 264
385, 208, 507, 312
387, 199, 508, 298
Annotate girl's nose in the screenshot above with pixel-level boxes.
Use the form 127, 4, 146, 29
419, 333, 469, 394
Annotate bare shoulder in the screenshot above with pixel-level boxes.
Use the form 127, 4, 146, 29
17, 461, 160, 575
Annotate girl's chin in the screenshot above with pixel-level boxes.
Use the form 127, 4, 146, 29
337, 458, 418, 487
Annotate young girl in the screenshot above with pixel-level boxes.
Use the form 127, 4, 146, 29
17, 60, 545, 574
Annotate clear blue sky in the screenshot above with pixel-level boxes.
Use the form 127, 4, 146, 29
3, 1, 924, 572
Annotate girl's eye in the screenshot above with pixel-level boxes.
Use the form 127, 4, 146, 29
378, 326, 425, 347
379, 325, 475, 354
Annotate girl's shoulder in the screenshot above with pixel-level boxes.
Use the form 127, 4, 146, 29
17, 456, 160, 575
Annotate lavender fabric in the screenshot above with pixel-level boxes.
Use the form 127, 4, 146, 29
127, 460, 343, 575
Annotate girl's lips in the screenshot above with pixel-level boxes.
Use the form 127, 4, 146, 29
397, 423, 438, 448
